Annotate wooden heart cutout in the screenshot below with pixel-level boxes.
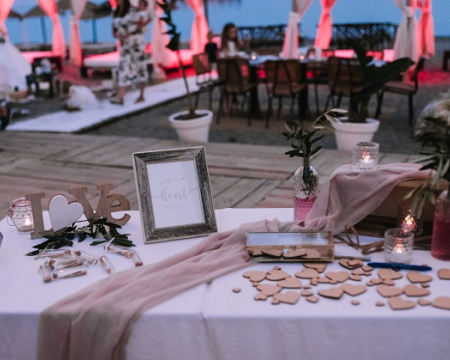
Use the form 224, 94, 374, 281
283, 249, 307, 258
381, 279, 395, 286
317, 277, 330, 284
350, 275, 362, 281
407, 271, 433, 283
49, 195, 84, 231
274, 291, 300, 305
266, 270, 291, 281
377, 284, 404, 298
257, 284, 282, 296
261, 249, 283, 257
318, 287, 344, 299
304, 249, 321, 259
438, 268, 450, 280
325, 271, 350, 283
351, 300, 360, 306
418, 299, 432, 306
243, 271, 267, 282
352, 269, 365, 275
432, 296, 450, 310
306, 296, 319, 303
341, 284, 367, 297
254, 292, 268, 301
403, 284, 430, 297
303, 263, 327, 273
378, 269, 403, 281
339, 259, 363, 269
295, 268, 320, 279
362, 265, 374, 272
248, 249, 263, 256
389, 296, 416, 310
301, 290, 313, 297
277, 277, 302, 289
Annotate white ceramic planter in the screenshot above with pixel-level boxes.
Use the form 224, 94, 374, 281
168, 110, 213, 143
332, 118, 380, 152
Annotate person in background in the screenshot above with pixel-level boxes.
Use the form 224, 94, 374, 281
220, 23, 242, 58
61, 81, 98, 111
111, 0, 151, 105
0, 100, 10, 130
204, 30, 218, 69
25, 58, 52, 94
135, 0, 152, 33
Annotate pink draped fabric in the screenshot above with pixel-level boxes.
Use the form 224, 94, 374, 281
109, 0, 117, 8
0, 0, 15, 39
38, 0, 66, 58
282, 0, 312, 59
185, 0, 209, 52
149, 0, 170, 69
314, 0, 336, 49
417, 0, 435, 58
69, 0, 87, 66
393, 0, 418, 61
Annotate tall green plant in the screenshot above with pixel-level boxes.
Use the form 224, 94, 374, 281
158, 0, 196, 119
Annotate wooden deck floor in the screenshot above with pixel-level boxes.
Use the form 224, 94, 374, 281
0, 132, 418, 217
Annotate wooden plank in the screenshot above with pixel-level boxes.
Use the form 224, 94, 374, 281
209, 175, 241, 197
213, 178, 267, 209
234, 180, 281, 208
207, 166, 291, 180
378, 153, 410, 165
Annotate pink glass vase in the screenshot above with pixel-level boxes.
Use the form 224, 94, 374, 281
293, 159, 318, 223
431, 190, 450, 260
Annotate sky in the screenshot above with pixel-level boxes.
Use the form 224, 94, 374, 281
5, 0, 450, 44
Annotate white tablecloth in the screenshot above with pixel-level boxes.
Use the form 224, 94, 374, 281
0, 208, 450, 360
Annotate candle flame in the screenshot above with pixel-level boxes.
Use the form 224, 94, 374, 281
394, 243, 404, 254
402, 213, 417, 232
24, 216, 32, 226
362, 152, 371, 162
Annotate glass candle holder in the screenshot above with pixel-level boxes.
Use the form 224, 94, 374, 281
6, 197, 34, 233
352, 142, 379, 171
384, 228, 414, 264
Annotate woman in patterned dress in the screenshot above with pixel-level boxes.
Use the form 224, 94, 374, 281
111, 0, 151, 105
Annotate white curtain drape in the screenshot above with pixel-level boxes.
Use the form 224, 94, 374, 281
314, 0, 336, 49
417, 0, 435, 58
393, 0, 418, 61
185, 0, 209, 52
0, 0, 15, 40
38, 0, 66, 57
282, 0, 312, 58
69, 0, 87, 66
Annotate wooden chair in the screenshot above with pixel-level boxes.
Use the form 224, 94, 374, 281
192, 53, 217, 110
375, 57, 426, 126
31, 56, 63, 97
324, 56, 365, 112
216, 58, 257, 126
264, 59, 309, 128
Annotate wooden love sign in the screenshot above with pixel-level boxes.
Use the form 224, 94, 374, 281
25, 184, 130, 239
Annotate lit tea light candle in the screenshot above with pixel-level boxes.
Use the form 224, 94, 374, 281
394, 243, 404, 254
384, 228, 414, 264
401, 214, 417, 233
358, 152, 375, 170
352, 142, 379, 171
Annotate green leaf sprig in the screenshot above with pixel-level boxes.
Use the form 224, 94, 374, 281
282, 120, 324, 159
26, 218, 134, 256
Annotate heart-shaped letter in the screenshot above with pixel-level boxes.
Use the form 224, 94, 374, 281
49, 195, 84, 231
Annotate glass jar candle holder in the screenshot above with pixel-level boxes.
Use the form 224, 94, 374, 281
7, 197, 34, 233
384, 228, 414, 264
352, 142, 379, 171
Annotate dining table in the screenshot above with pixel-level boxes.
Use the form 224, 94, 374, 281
1, 208, 450, 360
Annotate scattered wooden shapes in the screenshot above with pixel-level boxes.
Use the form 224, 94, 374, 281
377, 284, 404, 298
252, 282, 259, 287
232, 288, 241, 293
303, 284, 312, 290
273, 265, 281, 270
266, 270, 291, 281
329, 280, 338, 285
306, 296, 319, 304
362, 272, 372, 277
249, 249, 263, 256
403, 284, 430, 297
277, 277, 302, 289
376, 301, 385, 307
388, 296, 416, 310
362, 265, 374, 272
304, 249, 321, 259
339, 258, 363, 270
271, 299, 280, 305
407, 271, 432, 284
422, 283, 430, 288
437, 268, 450, 280
325, 271, 350, 283
378, 269, 403, 281
351, 300, 360, 306
366, 278, 383, 287
381, 279, 395, 286
295, 268, 320, 279
318, 287, 344, 299
303, 263, 327, 273
310, 279, 318, 286
351, 269, 365, 276
262, 249, 283, 258
301, 290, 313, 297
283, 249, 307, 258
317, 277, 331, 284
243, 271, 267, 283
349, 275, 362, 281
418, 299, 432, 306
432, 297, 450, 310
254, 292, 268, 301
257, 284, 282, 296
274, 291, 300, 305
341, 284, 367, 297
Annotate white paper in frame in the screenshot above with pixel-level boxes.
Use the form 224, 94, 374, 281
133, 146, 217, 243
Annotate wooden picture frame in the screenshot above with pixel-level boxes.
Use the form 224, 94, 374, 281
133, 147, 217, 243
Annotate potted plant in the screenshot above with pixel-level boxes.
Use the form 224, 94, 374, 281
282, 119, 323, 222
313, 43, 414, 151
158, 0, 212, 142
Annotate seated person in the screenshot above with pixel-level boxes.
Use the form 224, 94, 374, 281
61, 80, 98, 111
204, 30, 218, 67
26, 58, 52, 94
220, 23, 243, 58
